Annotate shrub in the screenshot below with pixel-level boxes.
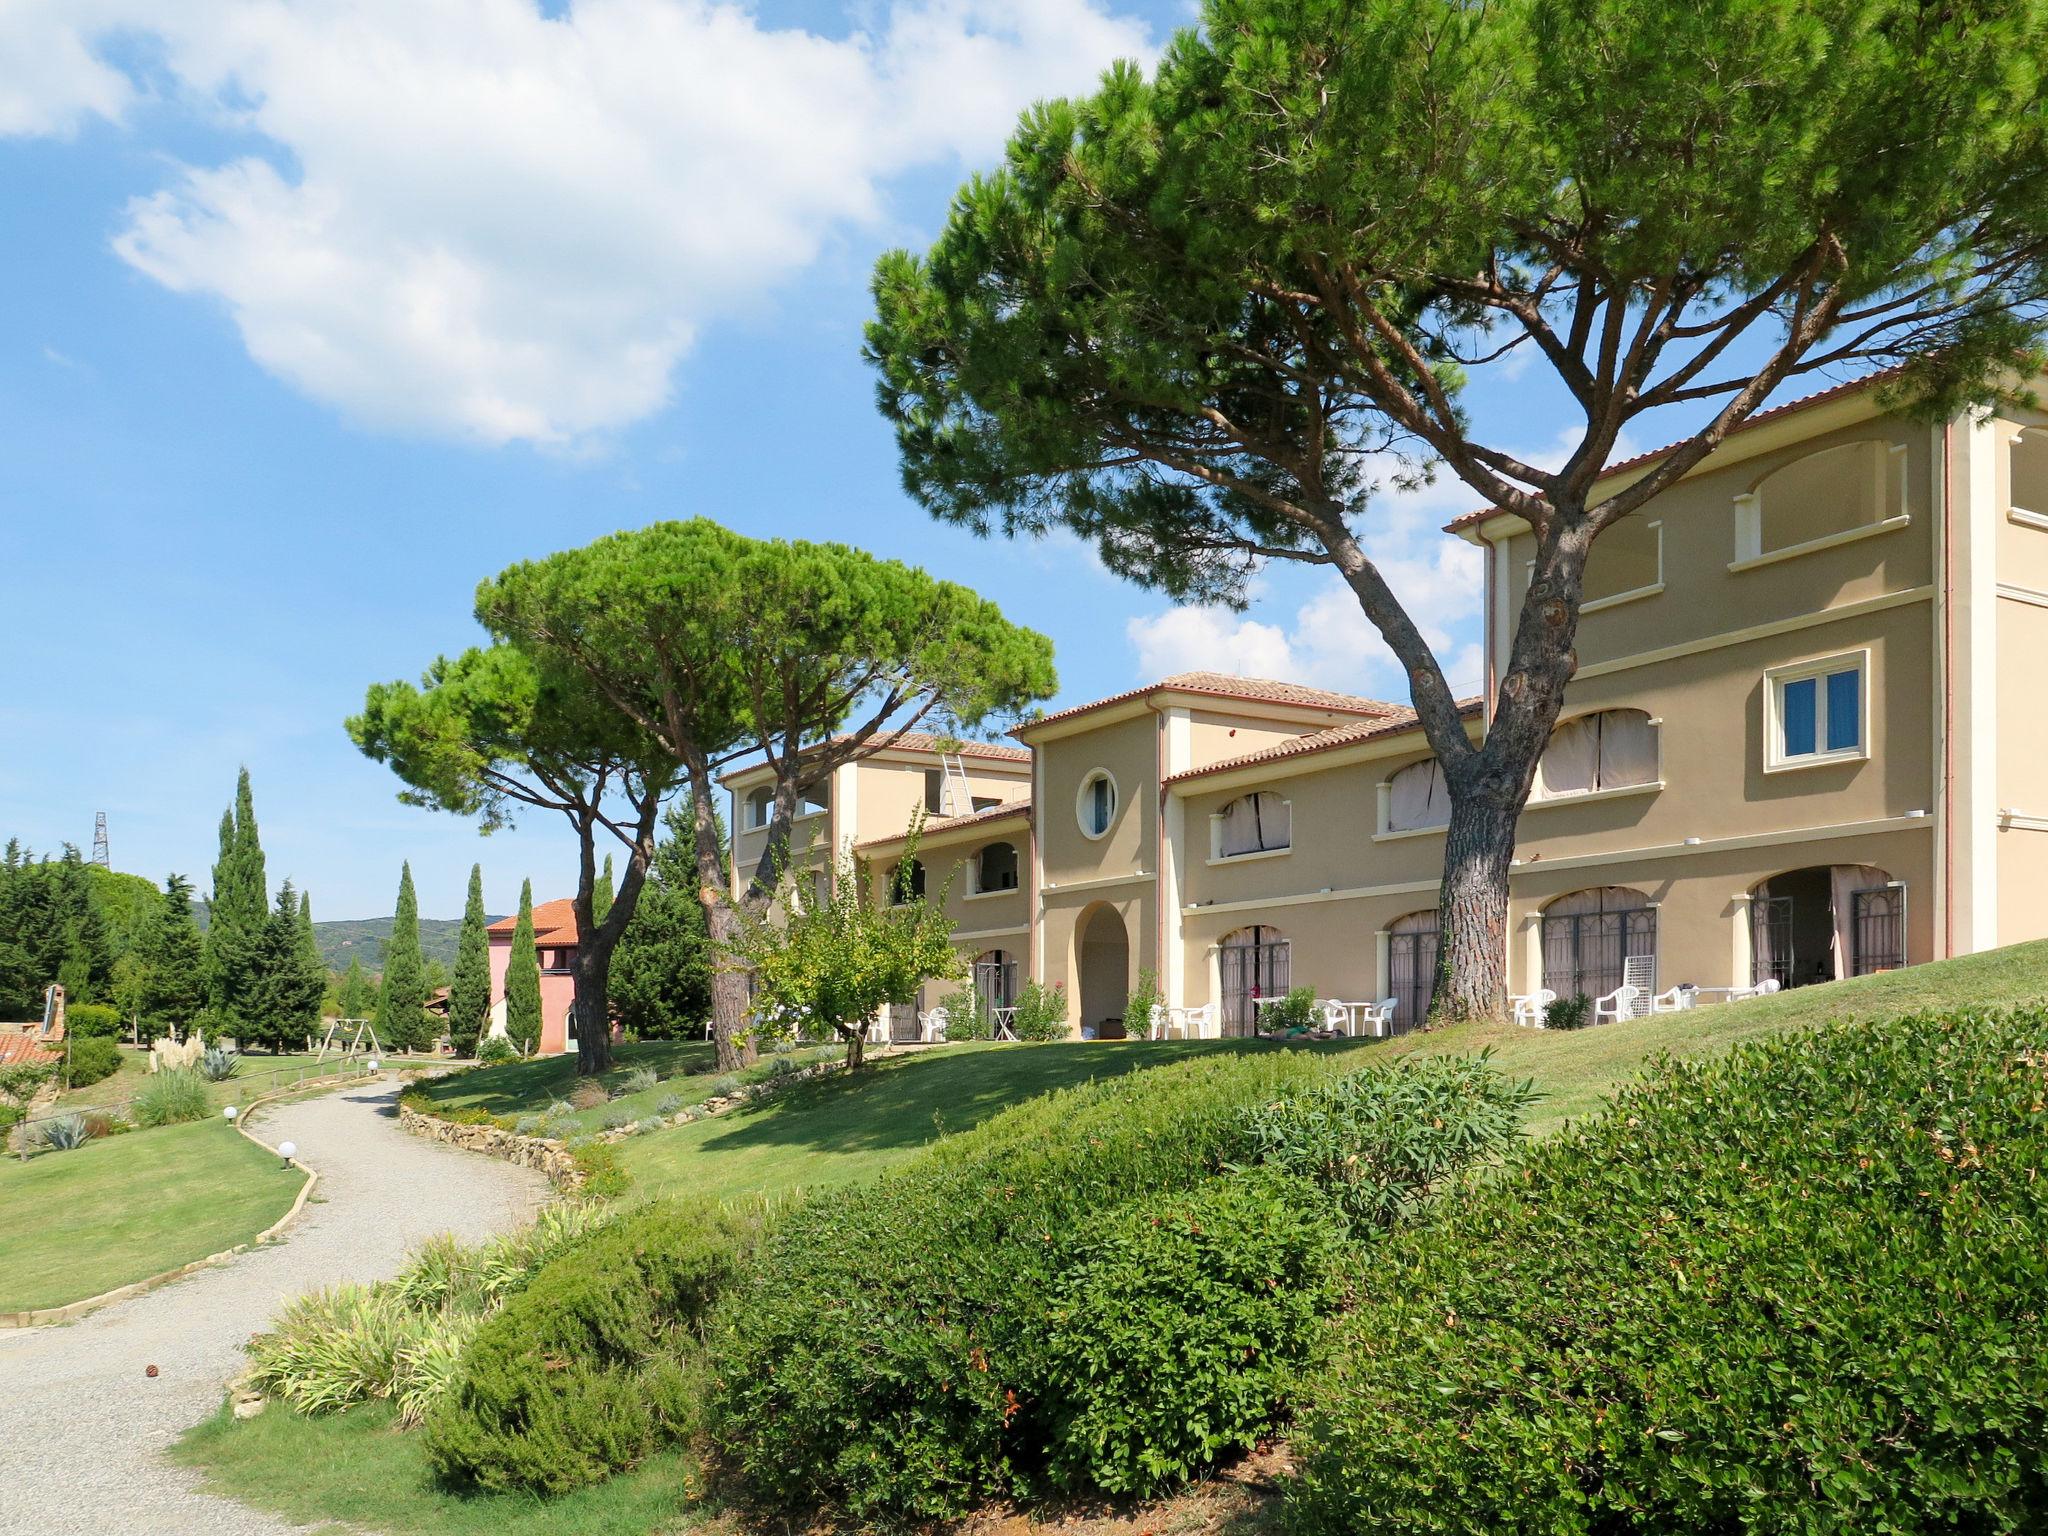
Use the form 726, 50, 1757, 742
1287, 1009, 2048, 1536
37, 1113, 91, 1152
1544, 991, 1591, 1030
1263, 985, 1321, 1034
1226, 1052, 1530, 1236
65, 1003, 122, 1040
425, 1198, 761, 1494
599, 1107, 633, 1131
618, 1066, 660, 1096
132, 1068, 209, 1127
65, 1035, 122, 1089
197, 1045, 241, 1082
708, 1049, 1509, 1519
247, 1284, 433, 1415
1121, 968, 1162, 1040
655, 1093, 683, 1117
1010, 979, 1071, 1041
475, 1034, 517, 1065
1038, 1169, 1346, 1496
569, 1137, 630, 1199
704, 1074, 741, 1099
568, 1079, 609, 1111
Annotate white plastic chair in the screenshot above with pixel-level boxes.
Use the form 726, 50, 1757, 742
1512, 988, 1557, 1028
1147, 1002, 1171, 1040
1649, 985, 1696, 1014
1318, 999, 1354, 1034
1592, 983, 1640, 1024
1176, 1004, 1219, 1039
917, 1006, 950, 1043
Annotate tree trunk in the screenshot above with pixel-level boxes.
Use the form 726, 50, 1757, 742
705, 899, 755, 1074
572, 943, 614, 1077
1429, 791, 1520, 1023
842, 1022, 865, 1073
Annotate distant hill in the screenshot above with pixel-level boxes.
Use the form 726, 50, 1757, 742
195, 900, 485, 974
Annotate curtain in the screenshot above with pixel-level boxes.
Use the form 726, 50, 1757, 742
1536, 716, 1600, 798
1750, 894, 1776, 984
1220, 795, 1263, 856
1387, 760, 1449, 830
1259, 794, 1291, 850
1829, 864, 1889, 979
1595, 711, 1658, 788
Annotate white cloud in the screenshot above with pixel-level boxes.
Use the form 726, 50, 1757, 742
1126, 605, 1299, 683
11, 0, 1154, 447
0, 0, 138, 136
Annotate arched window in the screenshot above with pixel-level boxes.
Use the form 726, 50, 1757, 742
973, 949, 1019, 1012
1217, 925, 1290, 1038
976, 840, 1020, 893
1215, 791, 1291, 857
1532, 709, 1659, 800
1387, 910, 1440, 1031
889, 858, 925, 905
1738, 438, 1903, 560
1540, 887, 1655, 1001
1385, 758, 1449, 832
1077, 769, 1118, 838
745, 786, 773, 829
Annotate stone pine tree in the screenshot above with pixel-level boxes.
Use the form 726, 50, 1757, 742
448, 864, 491, 1057
349, 643, 672, 1077
476, 519, 1056, 1073
869, 0, 2048, 1020
139, 873, 205, 1044
504, 879, 543, 1057
205, 768, 269, 1039
376, 862, 429, 1053
337, 955, 376, 1024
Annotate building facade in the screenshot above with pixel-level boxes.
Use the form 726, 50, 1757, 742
827, 378, 2048, 1036
485, 898, 582, 1056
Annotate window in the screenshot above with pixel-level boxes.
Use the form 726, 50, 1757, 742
1217, 926, 1289, 1038
972, 796, 1001, 812
1541, 888, 1655, 1001
889, 858, 925, 904
1734, 439, 1906, 563
1766, 653, 1867, 770
1532, 709, 1659, 800
799, 782, 828, 816
1214, 791, 1291, 858
745, 786, 772, 829
1384, 758, 1449, 832
541, 946, 573, 976
1581, 515, 1662, 608
923, 769, 943, 814
976, 840, 1020, 893
1077, 770, 1118, 838
1386, 910, 1439, 1033
2013, 428, 2048, 527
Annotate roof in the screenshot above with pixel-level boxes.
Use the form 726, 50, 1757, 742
1163, 699, 1484, 786
1443, 366, 1910, 537
1017, 672, 1401, 737
0, 1032, 62, 1067
487, 897, 581, 945
856, 798, 1032, 851
717, 730, 1030, 788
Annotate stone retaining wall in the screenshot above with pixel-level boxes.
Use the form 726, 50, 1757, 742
396, 1103, 585, 1189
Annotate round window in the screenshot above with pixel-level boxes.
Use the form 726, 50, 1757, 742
1076, 770, 1118, 839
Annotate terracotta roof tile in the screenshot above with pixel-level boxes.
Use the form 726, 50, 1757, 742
487, 897, 580, 944
1017, 672, 1401, 736
1443, 366, 1910, 536
856, 798, 1032, 851
1163, 699, 1483, 785
0, 1032, 62, 1067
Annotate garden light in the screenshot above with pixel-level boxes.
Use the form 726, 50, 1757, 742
222, 1105, 237, 1123
277, 1140, 297, 1169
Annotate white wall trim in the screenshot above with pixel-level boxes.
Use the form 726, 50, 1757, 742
1510, 811, 1932, 877
1162, 708, 1191, 1008
2008, 507, 2048, 532
1998, 811, 2048, 833
1043, 870, 1156, 897
1523, 779, 1666, 812
1996, 581, 2048, 610
1573, 586, 1931, 681
1951, 411, 2000, 951
1581, 580, 1664, 615
1727, 513, 1911, 575
1184, 877, 1441, 918
1029, 746, 1045, 983
1206, 846, 1293, 868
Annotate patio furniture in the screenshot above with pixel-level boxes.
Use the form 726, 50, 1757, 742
1649, 984, 1697, 1013
1592, 983, 1641, 1024
1173, 1004, 1219, 1039
1512, 988, 1558, 1028
989, 1005, 1019, 1041
916, 1006, 950, 1043
1147, 1002, 1171, 1040
1320, 998, 1364, 1035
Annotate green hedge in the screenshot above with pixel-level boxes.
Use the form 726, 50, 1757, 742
1286, 1008, 2048, 1535
424, 1198, 760, 1494
64, 1035, 121, 1088
65, 1003, 122, 1040
707, 1049, 1524, 1519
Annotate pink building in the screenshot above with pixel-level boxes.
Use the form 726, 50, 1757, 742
486, 898, 583, 1057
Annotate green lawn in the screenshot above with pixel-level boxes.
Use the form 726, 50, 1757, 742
175, 1401, 699, 1536
53, 1048, 354, 1119
416, 1039, 716, 1123
0, 1117, 304, 1313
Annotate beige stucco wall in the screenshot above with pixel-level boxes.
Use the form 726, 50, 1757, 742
1184, 708, 1334, 772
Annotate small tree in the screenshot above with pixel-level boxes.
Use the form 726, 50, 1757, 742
728, 841, 963, 1071
448, 864, 491, 1057
377, 863, 429, 1053
869, 0, 2048, 1019
612, 797, 720, 1041
505, 880, 544, 1057
139, 873, 205, 1044
337, 955, 377, 1023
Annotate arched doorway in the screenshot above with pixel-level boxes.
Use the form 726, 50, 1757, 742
1387, 910, 1440, 1032
1541, 887, 1655, 1002
1077, 905, 1130, 1039
1218, 925, 1290, 1038
1750, 865, 1902, 987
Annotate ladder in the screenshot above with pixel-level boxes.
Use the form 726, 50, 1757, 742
937, 751, 973, 817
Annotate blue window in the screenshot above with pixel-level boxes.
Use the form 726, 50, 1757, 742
1776, 661, 1863, 763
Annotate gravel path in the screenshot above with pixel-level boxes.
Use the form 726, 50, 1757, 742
0, 1078, 548, 1535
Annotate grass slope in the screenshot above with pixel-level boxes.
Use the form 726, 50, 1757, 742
0, 1118, 302, 1312
53, 1048, 339, 1117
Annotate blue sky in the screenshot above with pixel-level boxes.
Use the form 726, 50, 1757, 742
0, 0, 1572, 921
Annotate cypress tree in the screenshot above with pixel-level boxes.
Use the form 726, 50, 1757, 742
338, 954, 376, 1022
594, 854, 616, 925
505, 878, 543, 1057
205, 768, 270, 1040
296, 891, 327, 1038
376, 862, 428, 1053
140, 873, 206, 1044
448, 864, 491, 1058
